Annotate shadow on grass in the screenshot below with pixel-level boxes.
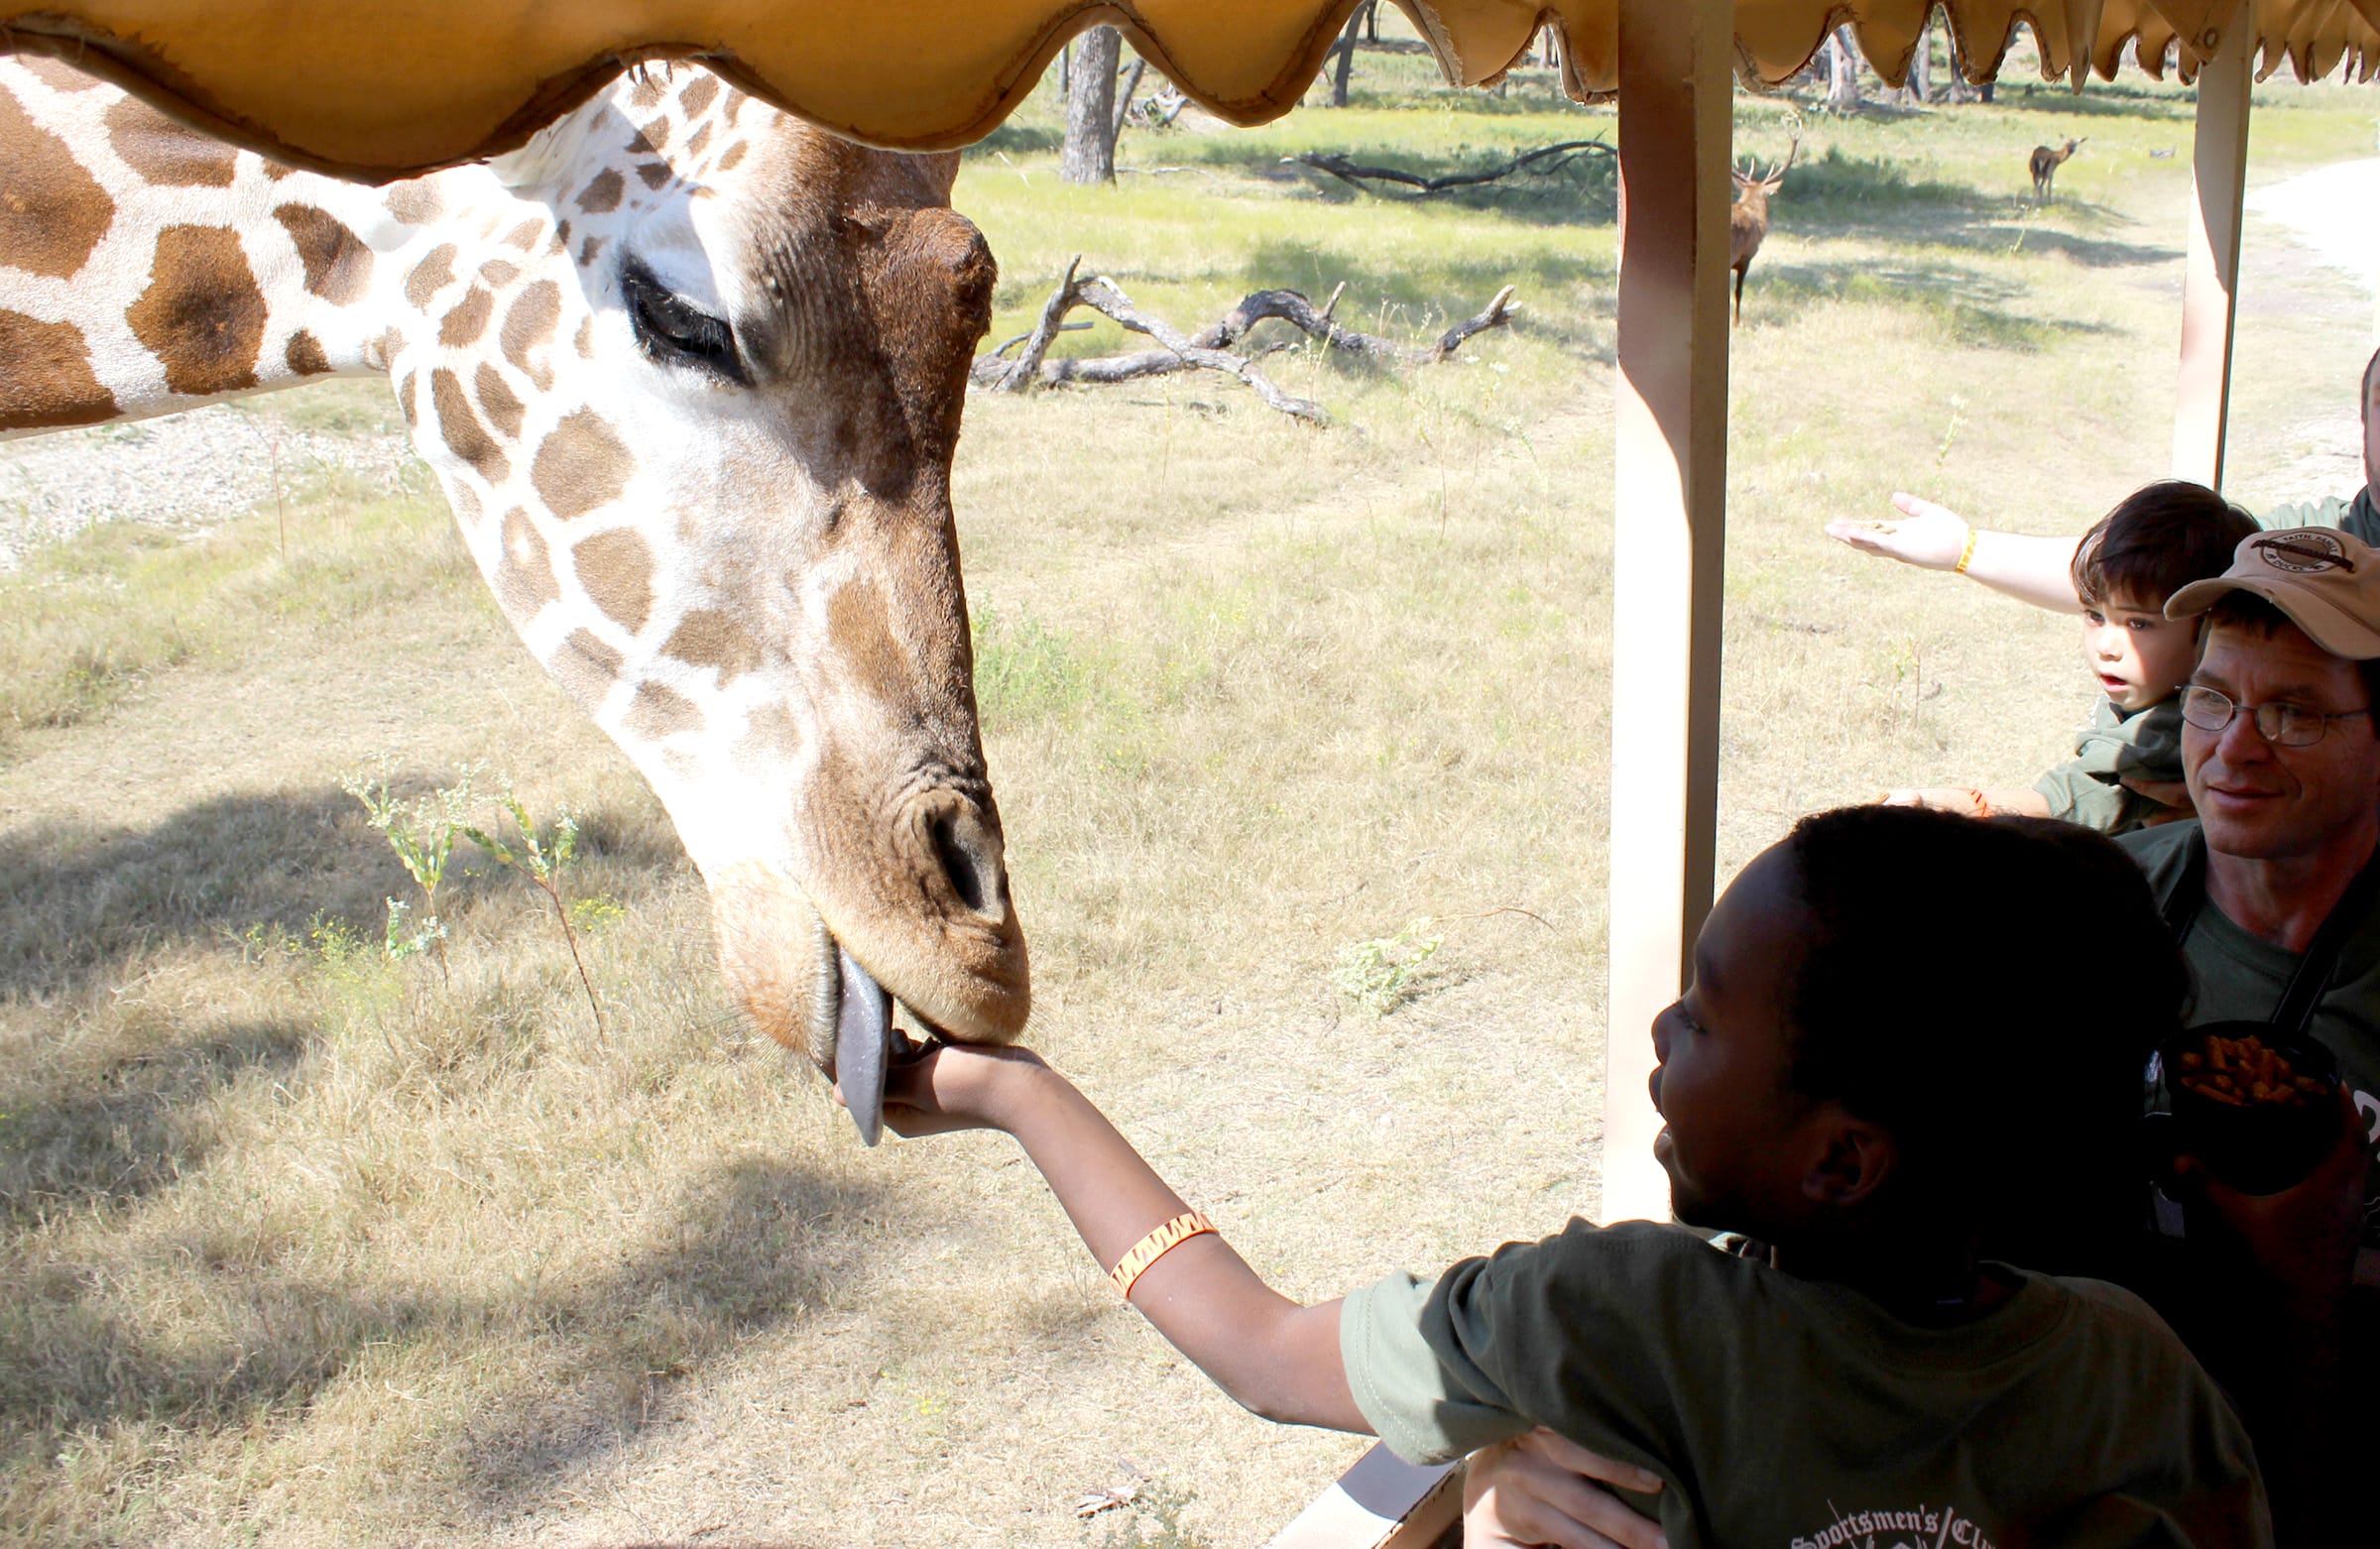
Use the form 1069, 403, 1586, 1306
1736, 258, 2117, 350
0, 1017, 310, 1227
0, 1156, 876, 1504
0, 782, 688, 1003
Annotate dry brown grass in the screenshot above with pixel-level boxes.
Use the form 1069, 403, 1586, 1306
1, 49, 2374, 1548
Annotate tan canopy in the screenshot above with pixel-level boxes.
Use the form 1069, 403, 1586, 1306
0, 2, 2369, 179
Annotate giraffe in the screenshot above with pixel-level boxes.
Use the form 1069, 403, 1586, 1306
0, 56, 1027, 1133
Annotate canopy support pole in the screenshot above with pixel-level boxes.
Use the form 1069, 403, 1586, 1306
2174, 1, 2255, 489
1602, 0, 1732, 1225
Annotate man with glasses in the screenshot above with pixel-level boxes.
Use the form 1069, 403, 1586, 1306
2121, 526, 2380, 1541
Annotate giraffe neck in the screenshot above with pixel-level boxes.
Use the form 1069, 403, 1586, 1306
0, 53, 470, 436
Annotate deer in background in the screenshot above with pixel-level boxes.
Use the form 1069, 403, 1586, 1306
1729, 132, 1798, 325
2030, 137, 2083, 201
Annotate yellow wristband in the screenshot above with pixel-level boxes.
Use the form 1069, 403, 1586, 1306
1108, 1211, 1218, 1299
1954, 528, 1979, 575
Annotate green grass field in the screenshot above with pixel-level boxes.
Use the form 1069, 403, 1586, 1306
1, 32, 2375, 1548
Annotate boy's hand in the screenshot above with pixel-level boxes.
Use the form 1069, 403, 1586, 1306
1825, 493, 1970, 571
1881, 786, 1992, 818
874, 1039, 1050, 1138
1464, 1428, 1668, 1549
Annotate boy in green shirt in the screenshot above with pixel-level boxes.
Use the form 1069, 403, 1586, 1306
1888, 482, 2255, 833
879, 807, 2268, 1546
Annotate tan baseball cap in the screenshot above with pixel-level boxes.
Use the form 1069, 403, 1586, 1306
2165, 527, 2380, 659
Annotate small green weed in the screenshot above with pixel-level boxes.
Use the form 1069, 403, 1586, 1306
1334, 919, 1445, 1015
340, 762, 479, 978
463, 784, 605, 1037
1093, 1477, 1211, 1549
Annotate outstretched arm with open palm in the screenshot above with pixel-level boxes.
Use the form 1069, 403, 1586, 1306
1826, 493, 2084, 613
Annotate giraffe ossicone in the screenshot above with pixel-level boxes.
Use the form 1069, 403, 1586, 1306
0, 56, 1030, 1102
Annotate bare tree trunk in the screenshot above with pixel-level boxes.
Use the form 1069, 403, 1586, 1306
1329, 5, 1364, 107
1062, 26, 1123, 184
1826, 28, 1863, 114
1906, 15, 1933, 104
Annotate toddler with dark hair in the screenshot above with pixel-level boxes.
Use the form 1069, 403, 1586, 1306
1889, 480, 2257, 832
879, 806, 2269, 1546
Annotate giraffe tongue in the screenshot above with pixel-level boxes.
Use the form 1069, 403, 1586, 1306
833, 946, 893, 1146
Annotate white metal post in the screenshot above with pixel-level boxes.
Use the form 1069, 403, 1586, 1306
2174, 0, 2255, 488
1603, 0, 1731, 1225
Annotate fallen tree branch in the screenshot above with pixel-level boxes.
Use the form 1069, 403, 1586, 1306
1286, 140, 1612, 197
971, 261, 1521, 419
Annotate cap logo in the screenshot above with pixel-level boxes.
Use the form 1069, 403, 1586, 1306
2251, 531, 2354, 574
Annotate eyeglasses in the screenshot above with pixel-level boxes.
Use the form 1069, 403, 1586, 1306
2179, 684, 2374, 748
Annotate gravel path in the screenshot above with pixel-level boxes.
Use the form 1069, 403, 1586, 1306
0, 401, 423, 570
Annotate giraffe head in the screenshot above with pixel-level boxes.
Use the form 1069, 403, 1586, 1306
385, 68, 1024, 1068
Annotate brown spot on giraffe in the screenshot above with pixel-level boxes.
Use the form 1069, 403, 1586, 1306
500, 281, 560, 392
734, 701, 802, 774
104, 96, 237, 186
663, 610, 763, 683
0, 87, 116, 279
684, 122, 713, 159
678, 74, 719, 117
501, 218, 542, 252
439, 286, 494, 348
273, 203, 373, 305
261, 160, 294, 182
385, 180, 441, 225
574, 317, 595, 358
447, 478, 482, 530
551, 219, 571, 252
573, 528, 654, 631
533, 409, 634, 518
365, 326, 402, 372
405, 243, 456, 308
628, 73, 667, 111
625, 681, 703, 741
284, 328, 330, 376
478, 258, 520, 289
397, 369, 417, 428
548, 627, 623, 708
717, 140, 748, 173
578, 236, 605, 269
494, 506, 558, 616
0, 309, 115, 429
636, 162, 668, 190
474, 361, 525, 438
722, 90, 746, 128
22, 57, 100, 92
127, 226, 266, 396
624, 124, 665, 155
431, 367, 509, 482
576, 168, 624, 214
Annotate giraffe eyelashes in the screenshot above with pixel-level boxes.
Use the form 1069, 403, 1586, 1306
622, 260, 747, 385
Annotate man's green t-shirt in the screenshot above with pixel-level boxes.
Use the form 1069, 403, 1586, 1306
2035, 696, 2185, 835
1340, 1220, 2269, 1548
2117, 820, 2380, 1253
2261, 486, 2377, 543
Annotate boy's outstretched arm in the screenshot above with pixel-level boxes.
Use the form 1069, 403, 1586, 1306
1825, 493, 2084, 613
880, 1041, 1367, 1434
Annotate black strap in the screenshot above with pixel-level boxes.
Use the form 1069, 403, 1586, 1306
2164, 830, 2380, 1039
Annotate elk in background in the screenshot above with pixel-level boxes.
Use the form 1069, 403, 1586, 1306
1728, 133, 1799, 325
2030, 137, 2083, 201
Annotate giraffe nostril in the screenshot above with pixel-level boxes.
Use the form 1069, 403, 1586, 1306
925, 805, 1003, 918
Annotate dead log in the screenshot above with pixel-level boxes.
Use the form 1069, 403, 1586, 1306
971, 260, 1520, 421
1286, 140, 1611, 197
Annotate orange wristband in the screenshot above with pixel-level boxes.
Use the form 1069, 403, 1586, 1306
1954, 528, 1979, 575
1108, 1211, 1218, 1299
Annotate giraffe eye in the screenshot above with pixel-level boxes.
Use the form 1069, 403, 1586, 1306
623, 262, 747, 385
